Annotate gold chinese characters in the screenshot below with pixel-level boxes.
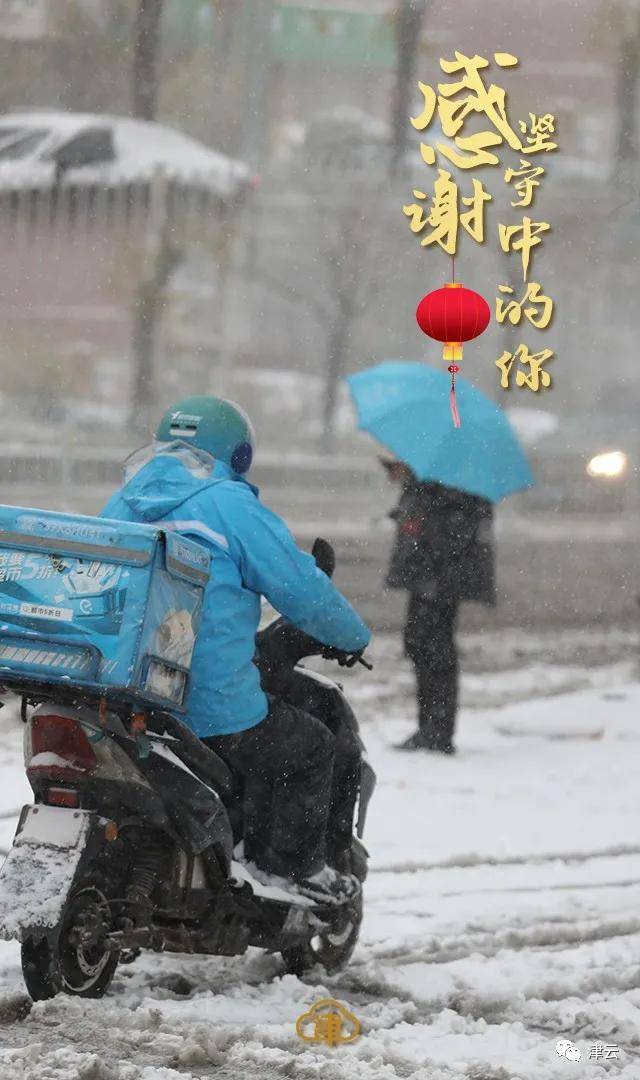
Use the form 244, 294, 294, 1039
402, 52, 559, 393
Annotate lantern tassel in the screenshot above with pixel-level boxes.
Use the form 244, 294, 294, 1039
449, 381, 461, 428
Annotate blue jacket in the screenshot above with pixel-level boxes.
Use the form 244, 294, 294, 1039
101, 445, 371, 737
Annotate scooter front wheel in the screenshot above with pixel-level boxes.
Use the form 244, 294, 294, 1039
21, 880, 119, 1001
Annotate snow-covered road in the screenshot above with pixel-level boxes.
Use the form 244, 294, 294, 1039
0, 630, 639, 1079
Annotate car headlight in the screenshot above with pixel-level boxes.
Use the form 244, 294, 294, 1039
586, 450, 627, 479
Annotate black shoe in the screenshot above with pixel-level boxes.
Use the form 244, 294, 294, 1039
394, 731, 431, 750
394, 731, 456, 754
433, 741, 456, 755
297, 865, 360, 905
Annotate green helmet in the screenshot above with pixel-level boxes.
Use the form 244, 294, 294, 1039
155, 395, 255, 474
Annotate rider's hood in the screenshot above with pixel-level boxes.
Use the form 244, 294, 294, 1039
117, 440, 255, 521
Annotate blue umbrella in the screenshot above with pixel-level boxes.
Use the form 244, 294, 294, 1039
346, 361, 534, 502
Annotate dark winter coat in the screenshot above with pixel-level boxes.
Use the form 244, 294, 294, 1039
386, 479, 496, 605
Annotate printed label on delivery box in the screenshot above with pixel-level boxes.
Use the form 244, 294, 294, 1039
18, 602, 73, 622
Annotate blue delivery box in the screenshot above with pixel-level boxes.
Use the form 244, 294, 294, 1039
0, 506, 210, 711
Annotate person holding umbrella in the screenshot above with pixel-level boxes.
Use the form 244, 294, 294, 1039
383, 460, 495, 752
346, 361, 534, 755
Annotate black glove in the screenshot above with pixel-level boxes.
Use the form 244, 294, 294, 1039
256, 619, 323, 674
320, 645, 367, 668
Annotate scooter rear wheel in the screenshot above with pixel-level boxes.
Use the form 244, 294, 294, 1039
21, 880, 119, 1001
281, 891, 362, 976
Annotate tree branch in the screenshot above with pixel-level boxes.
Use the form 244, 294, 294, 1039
250, 266, 332, 324
132, 0, 164, 121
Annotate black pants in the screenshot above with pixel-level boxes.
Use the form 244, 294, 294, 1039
404, 593, 459, 747
205, 698, 340, 881
272, 668, 362, 866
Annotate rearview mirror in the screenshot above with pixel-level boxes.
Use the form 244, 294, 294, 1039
311, 537, 335, 578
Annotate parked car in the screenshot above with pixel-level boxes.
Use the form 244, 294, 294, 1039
0, 110, 251, 197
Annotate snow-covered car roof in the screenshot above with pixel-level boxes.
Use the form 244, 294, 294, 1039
0, 109, 251, 197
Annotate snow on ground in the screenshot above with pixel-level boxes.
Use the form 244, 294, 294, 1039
0, 629, 639, 1079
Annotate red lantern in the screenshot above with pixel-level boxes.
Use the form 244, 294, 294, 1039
416, 282, 490, 427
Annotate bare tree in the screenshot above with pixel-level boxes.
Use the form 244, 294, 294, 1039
131, 212, 181, 433
132, 0, 165, 121
596, 0, 640, 177
319, 204, 370, 445
252, 182, 389, 451
617, 3, 640, 177
37, 1, 135, 115
209, 0, 250, 156
129, 0, 167, 431
390, 0, 427, 174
